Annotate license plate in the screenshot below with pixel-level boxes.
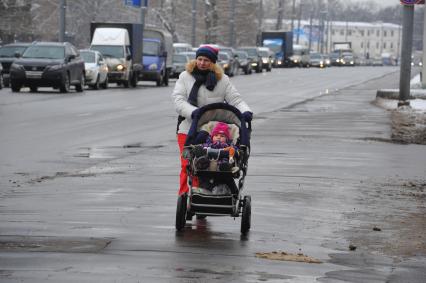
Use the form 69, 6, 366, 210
25, 71, 42, 78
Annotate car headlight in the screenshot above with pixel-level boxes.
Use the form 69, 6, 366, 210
251, 62, 257, 66
10, 63, 24, 70
262, 59, 268, 64
277, 60, 282, 64
320, 61, 323, 64
419, 62, 423, 66
116, 64, 125, 71
48, 64, 64, 71
148, 63, 157, 70
293, 59, 298, 63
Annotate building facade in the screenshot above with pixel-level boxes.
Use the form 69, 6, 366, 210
264, 19, 402, 60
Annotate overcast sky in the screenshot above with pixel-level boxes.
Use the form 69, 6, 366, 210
353, 0, 399, 7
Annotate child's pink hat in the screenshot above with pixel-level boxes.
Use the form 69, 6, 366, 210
211, 122, 230, 140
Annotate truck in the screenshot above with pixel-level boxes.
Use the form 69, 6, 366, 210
331, 42, 354, 66
333, 42, 352, 52
90, 22, 143, 88
261, 31, 293, 67
141, 27, 173, 87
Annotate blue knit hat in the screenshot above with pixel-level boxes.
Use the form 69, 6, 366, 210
196, 45, 219, 63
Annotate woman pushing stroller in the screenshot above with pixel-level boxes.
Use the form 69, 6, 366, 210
171, 45, 253, 196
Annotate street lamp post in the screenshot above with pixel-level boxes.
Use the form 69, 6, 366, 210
59, 0, 66, 42
399, 4, 414, 105
297, 1, 304, 44
191, 0, 196, 47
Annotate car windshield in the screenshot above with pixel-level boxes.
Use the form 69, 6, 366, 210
310, 53, 322, 59
173, 54, 187, 63
143, 41, 160, 56
0, 46, 27, 57
219, 53, 229, 61
22, 46, 65, 59
235, 52, 247, 59
240, 49, 257, 57
91, 45, 124, 58
80, 51, 96, 63
180, 52, 195, 59
258, 50, 269, 57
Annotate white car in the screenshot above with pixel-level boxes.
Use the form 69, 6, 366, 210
80, 49, 108, 89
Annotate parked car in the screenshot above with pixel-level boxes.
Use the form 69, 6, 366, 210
0, 42, 31, 87
258, 47, 272, 71
309, 52, 325, 68
234, 50, 252, 75
237, 47, 263, 73
80, 49, 108, 89
170, 53, 190, 78
10, 41, 85, 93
217, 46, 239, 77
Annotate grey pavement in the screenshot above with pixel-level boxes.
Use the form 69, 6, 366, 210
0, 69, 425, 282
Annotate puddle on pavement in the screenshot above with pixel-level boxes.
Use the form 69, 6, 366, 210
0, 235, 111, 253
74, 144, 164, 159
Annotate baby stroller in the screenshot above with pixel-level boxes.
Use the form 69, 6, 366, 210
175, 103, 252, 234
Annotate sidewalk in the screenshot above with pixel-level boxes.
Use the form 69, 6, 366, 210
375, 74, 426, 144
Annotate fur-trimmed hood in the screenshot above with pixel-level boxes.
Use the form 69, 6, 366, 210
185, 60, 223, 81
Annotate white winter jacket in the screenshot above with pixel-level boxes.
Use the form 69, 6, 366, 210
172, 60, 252, 134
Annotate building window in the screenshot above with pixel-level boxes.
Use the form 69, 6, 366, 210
367, 42, 370, 48
391, 42, 394, 49
383, 42, 387, 49
391, 30, 394, 37
376, 42, 379, 49
384, 31, 387, 37
340, 30, 344, 36
360, 30, 364, 36
376, 30, 380, 37
348, 29, 352, 36
361, 42, 364, 48
332, 29, 336, 35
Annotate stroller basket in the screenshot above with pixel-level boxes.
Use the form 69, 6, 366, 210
191, 193, 235, 215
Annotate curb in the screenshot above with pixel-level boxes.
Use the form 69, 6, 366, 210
376, 89, 426, 100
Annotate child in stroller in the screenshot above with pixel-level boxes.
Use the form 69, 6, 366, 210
176, 103, 252, 234
193, 121, 238, 173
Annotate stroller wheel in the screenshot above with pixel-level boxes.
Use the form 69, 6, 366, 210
175, 194, 187, 231
241, 195, 251, 235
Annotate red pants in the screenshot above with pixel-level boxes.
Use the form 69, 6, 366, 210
177, 134, 198, 195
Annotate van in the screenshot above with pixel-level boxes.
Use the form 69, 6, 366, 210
90, 23, 143, 88
173, 43, 193, 54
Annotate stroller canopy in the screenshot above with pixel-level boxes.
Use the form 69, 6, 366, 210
185, 103, 250, 147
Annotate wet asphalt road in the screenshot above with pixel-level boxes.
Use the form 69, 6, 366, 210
0, 67, 425, 282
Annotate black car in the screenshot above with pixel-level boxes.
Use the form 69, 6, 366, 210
9, 41, 85, 93
0, 42, 31, 87
234, 50, 252, 75
237, 47, 263, 73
